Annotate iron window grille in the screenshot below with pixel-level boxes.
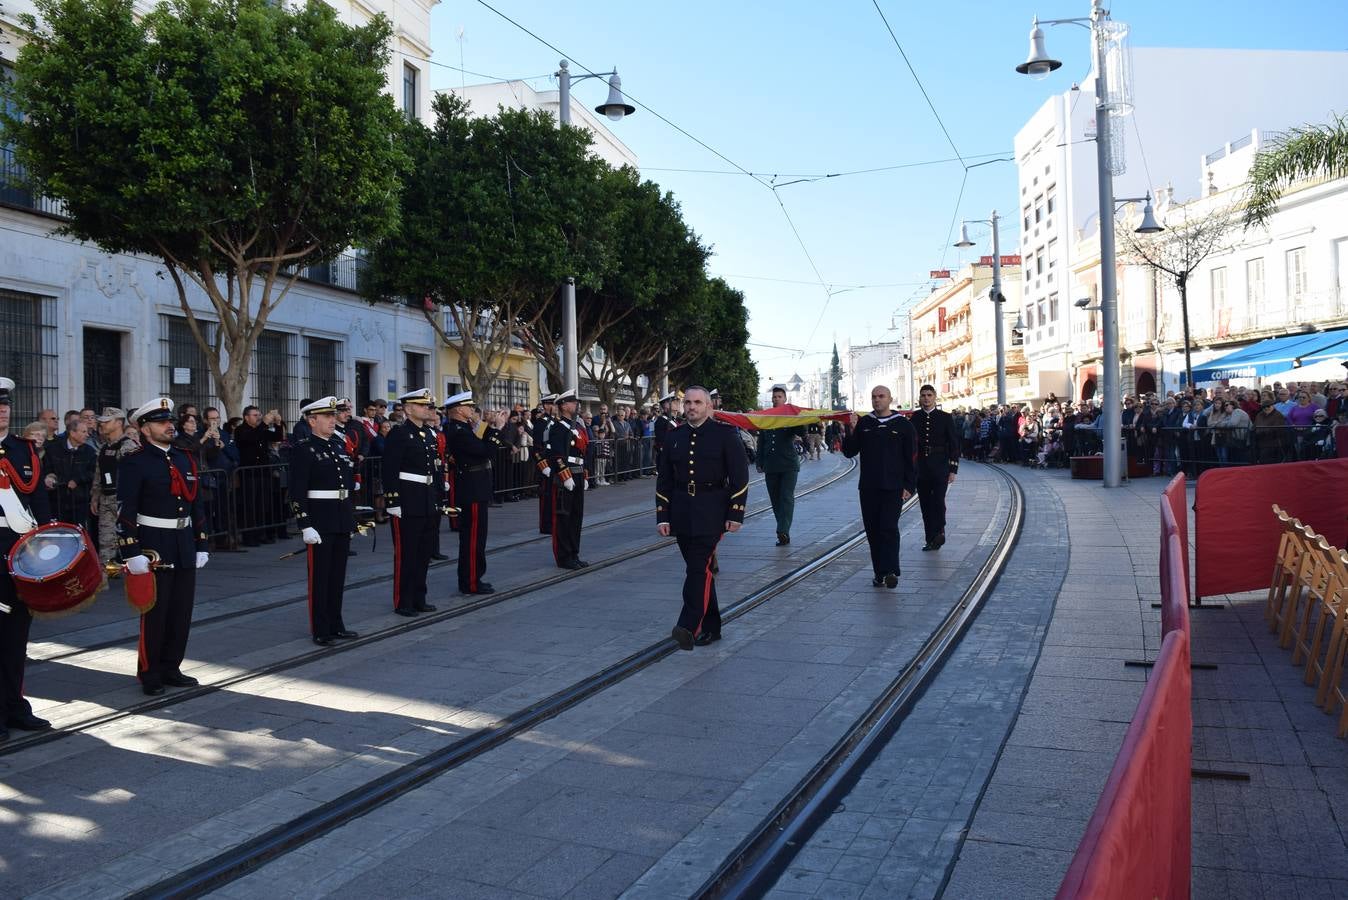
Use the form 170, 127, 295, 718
0, 289, 58, 425
159, 315, 221, 414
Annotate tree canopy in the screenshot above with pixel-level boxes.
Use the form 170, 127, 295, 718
3, 0, 407, 415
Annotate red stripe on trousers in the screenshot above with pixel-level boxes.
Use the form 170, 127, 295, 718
391, 517, 402, 609
138, 614, 148, 675
695, 534, 724, 637
307, 544, 316, 635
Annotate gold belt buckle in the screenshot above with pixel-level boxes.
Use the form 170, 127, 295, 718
687, 482, 696, 497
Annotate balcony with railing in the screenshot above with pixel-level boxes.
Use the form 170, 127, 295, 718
1, 146, 68, 218
298, 252, 368, 294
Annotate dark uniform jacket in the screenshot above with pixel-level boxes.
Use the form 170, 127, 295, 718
444, 419, 506, 506
656, 419, 750, 536
0, 434, 50, 551
842, 412, 919, 493
115, 443, 208, 564
910, 408, 961, 475
532, 414, 553, 470
653, 412, 676, 456
381, 420, 445, 516
546, 416, 589, 482
288, 435, 356, 535
92, 434, 137, 507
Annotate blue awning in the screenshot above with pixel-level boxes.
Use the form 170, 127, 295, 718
1186, 328, 1348, 383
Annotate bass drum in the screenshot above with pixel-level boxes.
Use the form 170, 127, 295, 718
7, 523, 103, 618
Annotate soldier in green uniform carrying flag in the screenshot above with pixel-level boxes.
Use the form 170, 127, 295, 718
757, 384, 805, 546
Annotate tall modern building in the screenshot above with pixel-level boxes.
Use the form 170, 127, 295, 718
1015, 46, 1348, 402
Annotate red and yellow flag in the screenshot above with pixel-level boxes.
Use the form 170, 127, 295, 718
713, 404, 852, 432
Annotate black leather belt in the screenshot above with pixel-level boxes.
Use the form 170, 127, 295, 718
459, 463, 490, 473
677, 480, 725, 496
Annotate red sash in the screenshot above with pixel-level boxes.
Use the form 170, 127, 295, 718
0, 441, 41, 493
167, 453, 199, 502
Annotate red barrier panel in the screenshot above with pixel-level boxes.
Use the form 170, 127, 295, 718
1161, 532, 1190, 638
1194, 458, 1348, 600
1161, 474, 1188, 592
1056, 630, 1193, 900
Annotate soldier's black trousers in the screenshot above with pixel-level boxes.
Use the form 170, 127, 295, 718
458, 502, 489, 591
916, 458, 950, 543
537, 474, 552, 534
859, 489, 904, 578
391, 515, 436, 611
139, 566, 196, 688
307, 533, 351, 638
676, 533, 722, 637
0, 563, 34, 718
552, 480, 585, 565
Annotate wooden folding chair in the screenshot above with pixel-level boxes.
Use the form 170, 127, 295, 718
1266, 505, 1304, 629
1311, 549, 1348, 707
1276, 521, 1325, 650
1292, 535, 1340, 671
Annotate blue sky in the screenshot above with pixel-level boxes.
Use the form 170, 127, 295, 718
425, 1, 1347, 387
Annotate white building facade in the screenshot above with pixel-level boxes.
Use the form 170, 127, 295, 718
0, 0, 442, 424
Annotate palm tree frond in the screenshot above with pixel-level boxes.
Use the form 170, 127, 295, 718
1245, 112, 1348, 227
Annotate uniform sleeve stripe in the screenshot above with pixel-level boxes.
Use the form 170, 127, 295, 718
731, 486, 747, 499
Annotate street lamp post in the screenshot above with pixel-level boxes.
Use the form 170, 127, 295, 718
555, 59, 634, 393
955, 211, 1007, 406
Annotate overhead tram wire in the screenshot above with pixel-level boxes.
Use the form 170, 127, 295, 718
871, 0, 965, 169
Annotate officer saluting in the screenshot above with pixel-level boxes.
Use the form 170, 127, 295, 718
657, 386, 749, 650
910, 384, 960, 551
843, 385, 917, 589
0, 376, 54, 738
546, 389, 589, 569
534, 393, 557, 535
381, 388, 444, 616
289, 397, 359, 645
117, 398, 209, 695
443, 391, 508, 594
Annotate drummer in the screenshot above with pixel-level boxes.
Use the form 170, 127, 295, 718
116, 398, 209, 696
0, 376, 53, 739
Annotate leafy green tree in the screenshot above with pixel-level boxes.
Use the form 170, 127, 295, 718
365, 94, 614, 399
1246, 114, 1348, 227
668, 279, 758, 410
3, 0, 406, 416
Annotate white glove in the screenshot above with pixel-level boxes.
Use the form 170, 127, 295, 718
583, 478, 589, 491
388, 506, 402, 518
562, 477, 575, 492
125, 554, 151, 576
542, 467, 552, 478
196, 552, 209, 569
302, 527, 322, 545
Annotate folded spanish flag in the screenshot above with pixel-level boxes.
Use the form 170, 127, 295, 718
713, 404, 852, 431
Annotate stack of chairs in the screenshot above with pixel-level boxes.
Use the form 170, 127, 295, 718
1266, 504, 1348, 737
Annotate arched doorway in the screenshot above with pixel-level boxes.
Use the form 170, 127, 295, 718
1136, 371, 1157, 396
1081, 379, 1097, 402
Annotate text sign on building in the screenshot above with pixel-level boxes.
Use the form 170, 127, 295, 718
978, 255, 1022, 267
938, 307, 947, 333
929, 269, 951, 279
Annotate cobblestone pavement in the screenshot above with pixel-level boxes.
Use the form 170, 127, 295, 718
204, 466, 1010, 899
3, 456, 849, 896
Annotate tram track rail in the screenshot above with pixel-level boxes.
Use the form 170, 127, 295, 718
126, 475, 914, 900
693, 461, 1025, 899
2, 462, 854, 758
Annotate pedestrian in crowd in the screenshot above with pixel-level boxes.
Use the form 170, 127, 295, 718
0, 377, 54, 739
382, 389, 443, 616
1309, 407, 1336, 458
758, 383, 805, 546
1252, 392, 1288, 464
232, 405, 284, 546
288, 397, 359, 645
117, 398, 209, 696
90, 407, 138, 563
443, 392, 508, 595
843, 384, 917, 589
658, 386, 748, 650
805, 420, 824, 460
546, 388, 590, 569
43, 417, 95, 525
37, 408, 58, 438
592, 404, 615, 486
910, 385, 960, 551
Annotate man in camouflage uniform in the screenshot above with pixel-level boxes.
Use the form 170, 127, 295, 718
90, 407, 139, 564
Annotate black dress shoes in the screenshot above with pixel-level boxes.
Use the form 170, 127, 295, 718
776, 533, 790, 546
671, 626, 694, 651
460, 584, 496, 595
430, 553, 449, 561
413, 604, 437, 613
872, 575, 886, 587
560, 559, 585, 571
313, 636, 336, 646
575, 560, 590, 568
162, 673, 199, 688
922, 541, 937, 551
142, 684, 166, 696
884, 572, 898, 589
335, 630, 359, 639
936, 533, 946, 549
693, 632, 721, 647
7, 713, 51, 731
394, 608, 418, 617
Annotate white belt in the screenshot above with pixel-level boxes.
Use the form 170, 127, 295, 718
137, 514, 191, 529
399, 472, 434, 485
307, 489, 349, 499
565, 456, 585, 466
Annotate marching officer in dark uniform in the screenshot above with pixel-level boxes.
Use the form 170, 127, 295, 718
653, 391, 678, 462
288, 397, 359, 645
443, 392, 508, 594
117, 398, 209, 695
381, 388, 444, 616
333, 398, 366, 556
910, 384, 960, 551
534, 393, 556, 534
843, 384, 917, 589
546, 389, 589, 569
0, 376, 54, 738
657, 386, 749, 650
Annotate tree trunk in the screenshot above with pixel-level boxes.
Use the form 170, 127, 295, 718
1178, 274, 1194, 392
